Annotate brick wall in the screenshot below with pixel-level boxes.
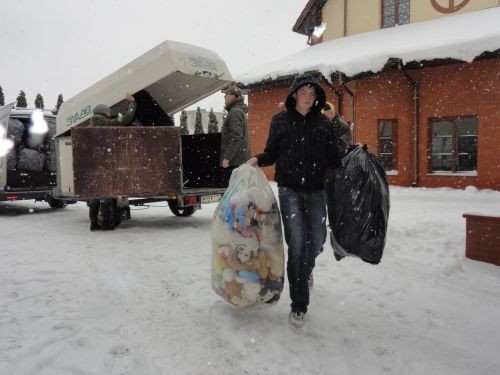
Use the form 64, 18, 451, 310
414, 59, 500, 189
247, 58, 500, 190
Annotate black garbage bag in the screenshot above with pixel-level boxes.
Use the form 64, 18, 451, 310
17, 147, 46, 172
326, 145, 390, 264
7, 118, 25, 144
7, 148, 17, 171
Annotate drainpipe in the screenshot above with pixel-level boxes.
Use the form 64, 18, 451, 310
323, 76, 354, 141
343, 0, 348, 37
322, 77, 343, 112
399, 63, 419, 187
339, 73, 356, 143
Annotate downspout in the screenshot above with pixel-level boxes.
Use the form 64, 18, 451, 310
339, 73, 356, 143
343, 0, 347, 36
399, 63, 419, 187
322, 77, 343, 113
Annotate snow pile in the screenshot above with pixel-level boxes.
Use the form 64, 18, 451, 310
238, 7, 500, 85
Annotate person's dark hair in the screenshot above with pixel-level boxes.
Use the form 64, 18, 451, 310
223, 85, 242, 97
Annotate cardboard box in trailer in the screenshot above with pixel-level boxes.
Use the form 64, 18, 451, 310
54, 40, 234, 228
0, 104, 73, 207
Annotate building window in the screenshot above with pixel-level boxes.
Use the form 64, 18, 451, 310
430, 117, 477, 172
382, 0, 410, 28
378, 119, 397, 171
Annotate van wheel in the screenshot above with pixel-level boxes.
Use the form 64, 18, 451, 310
48, 198, 67, 209
168, 201, 196, 217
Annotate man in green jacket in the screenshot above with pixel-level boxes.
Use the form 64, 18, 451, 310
220, 85, 251, 170
88, 92, 137, 231
90, 92, 137, 126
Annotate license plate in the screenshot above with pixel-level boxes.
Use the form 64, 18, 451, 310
201, 193, 221, 204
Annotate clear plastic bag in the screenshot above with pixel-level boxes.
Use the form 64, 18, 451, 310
326, 145, 390, 264
211, 164, 284, 306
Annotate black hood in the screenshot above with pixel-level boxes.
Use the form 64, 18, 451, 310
285, 74, 326, 113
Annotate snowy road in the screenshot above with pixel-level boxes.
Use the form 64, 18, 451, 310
1, 186, 500, 375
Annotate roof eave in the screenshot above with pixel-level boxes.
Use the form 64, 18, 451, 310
239, 49, 500, 90
292, 0, 327, 36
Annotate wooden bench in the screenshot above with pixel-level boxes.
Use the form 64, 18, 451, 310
463, 214, 500, 266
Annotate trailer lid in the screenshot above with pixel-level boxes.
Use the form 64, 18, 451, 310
55, 40, 233, 137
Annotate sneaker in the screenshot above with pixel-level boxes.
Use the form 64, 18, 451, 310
308, 272, 314, 288
288, 311, 305, 327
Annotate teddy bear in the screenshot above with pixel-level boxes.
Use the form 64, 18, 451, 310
259, 278, 284, 304
220, 189, 252, 232
255, 249, 273, 280
218, 245, 258, 274
254, 211, 283, 253
241, 281, 261, 304
245, 186, 275, 213
257, 285, 281, 304
213, 261, 260, 306
230, 230, 259, 264
212, 215, 232, 246
224, 280, 243, 301
268, 250, 284, 278
230, 280, 261, 306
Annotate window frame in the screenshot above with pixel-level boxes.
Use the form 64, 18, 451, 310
381, 0, 411, 29
377, 119, 398, 171
428, 116, 478, 173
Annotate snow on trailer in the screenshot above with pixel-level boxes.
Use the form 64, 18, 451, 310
54, 40, 234, 222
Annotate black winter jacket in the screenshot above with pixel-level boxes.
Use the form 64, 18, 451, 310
257, 109, 341, 192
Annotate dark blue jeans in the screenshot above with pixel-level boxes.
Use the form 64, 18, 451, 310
278, 187, 327, 314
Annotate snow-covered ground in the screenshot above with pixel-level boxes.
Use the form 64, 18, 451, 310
1, 185, 500, 375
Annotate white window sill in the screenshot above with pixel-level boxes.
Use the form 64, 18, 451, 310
427, 171, 478, 177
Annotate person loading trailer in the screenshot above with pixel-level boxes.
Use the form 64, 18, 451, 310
87, 92, 137, 231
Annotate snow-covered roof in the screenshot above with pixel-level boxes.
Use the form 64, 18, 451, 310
238, 7, 500, 85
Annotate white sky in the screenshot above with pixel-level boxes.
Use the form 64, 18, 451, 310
0, 0, 307, 113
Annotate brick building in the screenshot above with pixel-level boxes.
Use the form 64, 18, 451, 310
238, 2, 500, 190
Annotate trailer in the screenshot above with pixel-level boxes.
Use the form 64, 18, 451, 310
54, 40, 234, 228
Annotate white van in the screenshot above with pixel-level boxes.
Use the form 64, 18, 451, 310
0, 105, 71, 207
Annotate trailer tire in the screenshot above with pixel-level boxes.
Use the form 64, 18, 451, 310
98, 199, 121, 230
48, 198, 67, 209
168, 200, 196, 217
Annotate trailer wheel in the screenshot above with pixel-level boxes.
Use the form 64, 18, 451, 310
48, 198, 67, 209
98, 199, 121, 230
168, 200, 196, 217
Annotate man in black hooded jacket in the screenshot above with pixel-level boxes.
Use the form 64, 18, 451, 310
247, 74, 340, 327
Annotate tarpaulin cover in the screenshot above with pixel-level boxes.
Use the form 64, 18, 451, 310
326, 145, 390, 264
